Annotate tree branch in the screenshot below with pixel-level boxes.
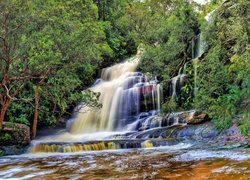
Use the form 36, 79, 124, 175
3, 84, 11, 99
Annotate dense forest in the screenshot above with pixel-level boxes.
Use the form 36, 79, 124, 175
0, 0, 249, 140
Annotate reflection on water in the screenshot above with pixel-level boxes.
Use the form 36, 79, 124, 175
0, 148, 249, 179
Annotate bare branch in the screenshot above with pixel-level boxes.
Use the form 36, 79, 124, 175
9, 24, 22, 33
10, 75, 41, 81
3, 84, 11, 99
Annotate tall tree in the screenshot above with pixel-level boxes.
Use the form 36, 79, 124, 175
0, 0, 40, 127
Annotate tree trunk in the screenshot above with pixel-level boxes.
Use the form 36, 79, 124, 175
0, 99, 11, 128
31, 78, 45, 140
31, 84, 40, 139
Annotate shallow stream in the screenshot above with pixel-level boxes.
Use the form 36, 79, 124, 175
0, 145, 249, 179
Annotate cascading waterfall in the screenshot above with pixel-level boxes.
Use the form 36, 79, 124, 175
30, 48, 166, 153
69, 49, 163, 134
30, 35, 206, 154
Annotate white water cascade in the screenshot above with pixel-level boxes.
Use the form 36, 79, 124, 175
192, 33, 206, 99
169, 33, 206, 102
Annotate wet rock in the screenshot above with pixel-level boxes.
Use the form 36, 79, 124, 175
148, 129, 163, 138
57, 117, 68, 127
177, 126, 196, 139
0, 122, 30, 156
0, 145, 29, 156
150, 116, 162, 128
214, 125, 249, 145
159, 130, 171, 138
181, 110, 209, 124
131, 111, 209, 132
162, 114, 177, 126
163, 110, 209, 126
201, 125, 218, 139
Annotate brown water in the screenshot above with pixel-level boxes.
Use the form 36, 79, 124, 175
0, 146, 249, 179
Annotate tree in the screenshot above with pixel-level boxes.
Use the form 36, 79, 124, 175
0, 0, 40, 128
0, 0, 112, 138
0, 0, 112, 139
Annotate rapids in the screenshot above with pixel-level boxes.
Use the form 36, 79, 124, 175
0, 147, 249, 179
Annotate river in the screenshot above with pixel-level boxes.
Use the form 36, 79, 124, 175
0, 145, 249, 179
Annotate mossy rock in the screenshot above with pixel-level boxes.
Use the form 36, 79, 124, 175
0, 122, 30, 146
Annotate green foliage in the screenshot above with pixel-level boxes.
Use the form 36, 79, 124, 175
136, 1, 199, 81
238, 112, 250, 136
95, 0, 137, 66
180, 83, 193, 109
1, 0, 116, 128
0, 133, 12, 141
161, 97, 178, 114
195, 0, 250, 132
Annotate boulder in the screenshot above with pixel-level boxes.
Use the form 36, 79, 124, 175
182, 111, 209, 124
163, 110, 209, 125
0, 122, 30, 146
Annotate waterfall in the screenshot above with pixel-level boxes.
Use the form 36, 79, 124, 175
68, 50, 163, 134
192, 33, 205, 59
193, 58, 198, 99
28, 35, 208, 154
192, 33, 206, 100
169, 33, 206, 103
170, 63, 188, 100
28, 48, 166, 154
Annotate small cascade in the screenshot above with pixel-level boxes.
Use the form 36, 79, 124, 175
171, 76, 179, 99
170, 62, 188, 101
168, 33, 206, 104
192, 33, 205, 59
191, 33, 206, 100
193, 58, 199, 99
156, 84, 163, 111
205, 9, 216, 23
182, 62, 188, 75
30, 139, 179, 153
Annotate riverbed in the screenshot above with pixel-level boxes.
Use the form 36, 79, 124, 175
0, 144, 249, 179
